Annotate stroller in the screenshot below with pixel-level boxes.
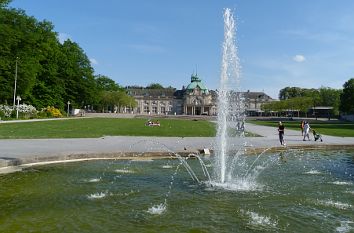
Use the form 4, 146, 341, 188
312, 130, 323, 142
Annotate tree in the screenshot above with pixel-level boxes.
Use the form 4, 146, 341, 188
146, 83, 164, 89
0, 2, 113, 113
0, 0, 11, 7
340, 78, 354, 114
278, 87, 304, 100
95, 75, 121, 91
27, 20, 66, 109
98, 90, 137, 113
58, 40, 97, 108
262, 97, 313, 117
0, 7, 44, 103
318, 87, 341, 116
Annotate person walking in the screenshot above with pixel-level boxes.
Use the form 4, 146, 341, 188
300, 120, 305, 136
278, 121, 286, 146
303, 121, 311, 141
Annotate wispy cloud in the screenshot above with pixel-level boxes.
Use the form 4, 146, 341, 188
57, 32, 72, 44
293, 54, 306, 62
89, 58, 98, 65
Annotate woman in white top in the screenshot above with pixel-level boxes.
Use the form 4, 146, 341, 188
303, 122, 311, 141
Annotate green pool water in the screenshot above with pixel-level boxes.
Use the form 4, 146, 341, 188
0, 150, 353, 232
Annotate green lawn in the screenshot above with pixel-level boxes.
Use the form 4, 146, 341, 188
0, 118, 216, 139
248, 120, 354, 137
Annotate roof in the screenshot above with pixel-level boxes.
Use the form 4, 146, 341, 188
185, 74, 209, 94
242, 91, 273, 100
127, 88, 176, 98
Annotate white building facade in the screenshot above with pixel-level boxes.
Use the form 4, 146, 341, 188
127, 74, 273, 116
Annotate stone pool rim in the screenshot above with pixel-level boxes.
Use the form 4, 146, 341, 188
1, 144, 354, 174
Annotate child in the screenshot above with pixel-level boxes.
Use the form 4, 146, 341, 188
312, 129, 323, 142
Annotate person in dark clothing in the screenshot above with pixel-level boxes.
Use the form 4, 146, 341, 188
278, 121, 286, 146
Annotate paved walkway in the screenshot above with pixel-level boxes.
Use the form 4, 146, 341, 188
0, 120, 353, 170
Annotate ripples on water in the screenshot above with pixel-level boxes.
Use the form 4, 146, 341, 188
87, 192, 107, 200
0, 150, 353, 232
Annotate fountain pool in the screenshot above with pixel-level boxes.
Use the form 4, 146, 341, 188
0, 150, 353, 232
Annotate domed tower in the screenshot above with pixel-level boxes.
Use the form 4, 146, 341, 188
183, 74, 213, 115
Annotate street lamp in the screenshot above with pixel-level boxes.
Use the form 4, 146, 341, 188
16, 95, 21, 119
67, 101, 71, 117
13, 57, 19, 107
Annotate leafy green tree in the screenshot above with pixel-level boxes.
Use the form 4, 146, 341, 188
0, 6, 43, 103
146, 83, 164, 89
262, 97, 313, 117
0, 1, 109, 113
286, 97, 313, 117
27, 21, 66, 109
340, 78, 354, 114
302, 89, 321, 112
58, 40, 97, 108
318, 87, 341, 116
96, 75, 122, 91
99, 91, 113, 112
0, 0, 11, 7
278, 87, 304, 100
117, 92, 137, 110
98, 90, 137, 112
278, 86, 343, 117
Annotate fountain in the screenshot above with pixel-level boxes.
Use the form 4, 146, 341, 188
212, 8, 258, 190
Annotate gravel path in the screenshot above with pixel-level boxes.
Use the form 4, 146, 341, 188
0, 120, 353, 171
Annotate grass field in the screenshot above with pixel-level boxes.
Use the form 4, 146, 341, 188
0, 118, 216, 139
248, 119, 354, 137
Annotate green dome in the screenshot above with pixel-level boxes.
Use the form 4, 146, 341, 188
186, 74, 209, 94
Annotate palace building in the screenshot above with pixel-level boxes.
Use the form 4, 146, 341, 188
127, 74, 273, 116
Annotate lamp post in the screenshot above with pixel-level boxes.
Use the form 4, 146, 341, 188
16, 95, 21, 119
67, 101, 70, 117
13, 57, 19, 107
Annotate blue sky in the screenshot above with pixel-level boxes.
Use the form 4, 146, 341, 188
9, 0, 354, 99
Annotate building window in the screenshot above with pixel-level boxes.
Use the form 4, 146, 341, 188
152, 106, 158, 113
160, 107, 166, 114
144, 106, 150, 113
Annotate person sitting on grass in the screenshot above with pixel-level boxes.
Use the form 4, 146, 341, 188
145, 119, 160, 127
312, 129, 323, 142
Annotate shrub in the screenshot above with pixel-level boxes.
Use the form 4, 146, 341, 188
16, 104, 38, 119
41, 106, 63, 118
0, 105, 14, 119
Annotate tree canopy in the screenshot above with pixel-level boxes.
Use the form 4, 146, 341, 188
146, 83, 164, 89
0, 1, 133, 112
340, 78, 354, 114
276, 86, 342, 116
